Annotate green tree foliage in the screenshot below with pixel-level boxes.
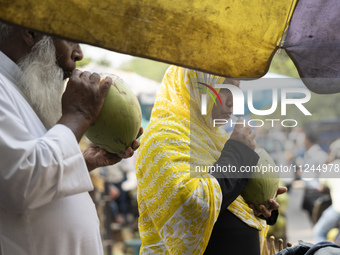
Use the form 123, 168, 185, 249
120, 57, 170, 82
255, 49, 340, 128
269, 50, 299, 78
76, 57, 92, 67
120, 49, 298, 82
96, 58, 111, 67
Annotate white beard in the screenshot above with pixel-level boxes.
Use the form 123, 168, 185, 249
17, 36, 65, 130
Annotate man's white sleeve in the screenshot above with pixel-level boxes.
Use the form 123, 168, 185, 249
0, 87, 93, 212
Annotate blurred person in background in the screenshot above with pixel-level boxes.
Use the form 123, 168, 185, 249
313, 139, 340, 243
287, 127, 306, 181
288, 127, 306, 161
104, 154, 137, 225
298, 130, 328, 219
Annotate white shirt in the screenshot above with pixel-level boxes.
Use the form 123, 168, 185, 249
0, 51, 103, 255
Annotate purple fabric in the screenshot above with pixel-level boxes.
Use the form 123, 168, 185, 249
284, 0, 340, 93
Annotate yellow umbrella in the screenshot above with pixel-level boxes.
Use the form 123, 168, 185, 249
0, 0, 297, 78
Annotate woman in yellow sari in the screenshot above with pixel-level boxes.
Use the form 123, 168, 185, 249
136, 65, 284, 254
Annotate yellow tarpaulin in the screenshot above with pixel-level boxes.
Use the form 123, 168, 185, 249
0, 0, 297, 78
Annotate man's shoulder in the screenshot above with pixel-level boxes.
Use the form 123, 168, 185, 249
309, 144, 327, 156
0, 72, 24, 105
0, 72, 16, 100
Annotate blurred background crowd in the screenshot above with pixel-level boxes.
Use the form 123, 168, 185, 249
78, 45, 340, 255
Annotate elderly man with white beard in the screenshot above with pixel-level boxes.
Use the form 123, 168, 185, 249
0, 22, 142, 255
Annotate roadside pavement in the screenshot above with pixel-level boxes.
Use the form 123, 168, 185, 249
285, 180, 314, 246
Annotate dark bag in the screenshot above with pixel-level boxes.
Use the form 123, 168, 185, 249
275, 241, 340, 255
302, 187, 323, 219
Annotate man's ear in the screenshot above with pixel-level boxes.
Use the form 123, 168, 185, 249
21, 29, 43, 47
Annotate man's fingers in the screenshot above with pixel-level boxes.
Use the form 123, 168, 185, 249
268, 199, 280, 210
276, 186, 288, 198
259, 207, 272, 218
120, 147, 134, 158
99, 77, 112, 94
249, 204, 261, 217
250, 203, 275, 218
89, 72, 100, 83
72, 69, 82, 78
136, 127, 143, 139
79, 71, 91, 80
131, 140, 140, 150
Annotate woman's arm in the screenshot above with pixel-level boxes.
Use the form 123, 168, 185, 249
211, 139, 259, 212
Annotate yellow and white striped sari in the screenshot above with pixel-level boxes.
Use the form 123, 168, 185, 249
136, 65, 269, 254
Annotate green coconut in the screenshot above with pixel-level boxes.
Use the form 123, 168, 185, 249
85, 73, 142, 154
241, 148, 280, 210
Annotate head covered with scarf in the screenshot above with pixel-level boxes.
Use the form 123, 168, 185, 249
136, 65, 269, 254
